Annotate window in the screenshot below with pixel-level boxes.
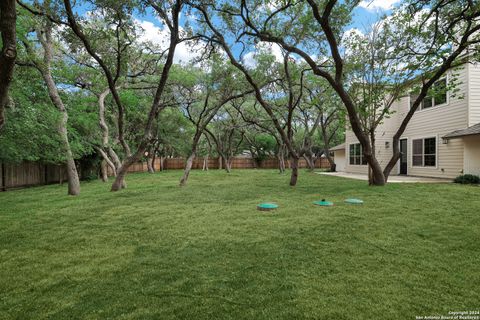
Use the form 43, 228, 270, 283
412, 137, 436, 167
349, 143, 367, 165
410, 78, 448, 110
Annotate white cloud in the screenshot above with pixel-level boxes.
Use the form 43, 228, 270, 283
342, 28, 364, 41
359, 0, 401, 11
243, 52, 257, 69
135, 19, 203, 64
242, 42, 284, 68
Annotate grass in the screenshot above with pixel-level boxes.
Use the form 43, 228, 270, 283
0, 169, 479, 320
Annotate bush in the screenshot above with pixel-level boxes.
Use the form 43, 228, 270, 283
454, 174, 480, 184
81, 173, 98, 182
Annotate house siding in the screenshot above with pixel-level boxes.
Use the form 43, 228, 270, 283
333, 149, 346, 172
344, 66, 472, 179
345, 107, 399, 175
463, 135, 480, 176
399, 68, 468, 179
468, 62, 480, 126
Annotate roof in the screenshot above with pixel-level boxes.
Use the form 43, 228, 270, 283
330, 143, 345, 151
443, 123, 480, 139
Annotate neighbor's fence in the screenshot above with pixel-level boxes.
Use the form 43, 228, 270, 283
0, 162, 67, 191
122, 157, 330, 172
1, 157, 330, 191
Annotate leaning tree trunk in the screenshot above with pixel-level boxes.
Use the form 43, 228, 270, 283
0, 0, 16, 130
324, 150, 336, 172
366, 154, 385, 186
180, 152, 195, 186
37, 24, 80, 196
180, 132, 203, 186
289, 156, 299, 186
95, 147, 117, 178
303, 153, 316, 172
111, 151, 143, 191
57, 109, 81, 195
95, 88, 120, 177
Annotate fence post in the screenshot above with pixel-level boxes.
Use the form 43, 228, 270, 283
1, 162, 6, 192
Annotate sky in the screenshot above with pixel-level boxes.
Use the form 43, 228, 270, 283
74, 0, 403, 65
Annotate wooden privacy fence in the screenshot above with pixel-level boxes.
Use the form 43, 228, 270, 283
124, 157, 330, 172
0, 162, 67, 191
1, 157, 330, 191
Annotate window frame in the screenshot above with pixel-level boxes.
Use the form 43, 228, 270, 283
409, 76, 449, 111
349, 143, 367, 166
411, 136, 437, 168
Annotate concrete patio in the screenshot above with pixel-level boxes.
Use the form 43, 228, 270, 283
317, 171, 452, 183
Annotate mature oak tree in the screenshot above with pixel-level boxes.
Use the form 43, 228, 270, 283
0, 0, 17, 130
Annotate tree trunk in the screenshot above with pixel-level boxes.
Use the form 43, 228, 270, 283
278, 154, 285, 173
147, 158, 155, 173
366, 154, 385, 186
107, 147, 122, 170
147, 149, 155, 173
224, 156, 231, 173
97, 88, 121, 177
100, 160, 108, 182
0, 0, 16, 130
289, 156, 299, 186
58, 110, 81, 195
202, 157, 209, 171
367, 133, 379, 185
303, 154, 316, 172
180, 152, 195, 186
160, 156, 165, 171
324, 151, 336, 172
277, 145, 286, 173
218, 156, 222, 170
151, 143, 160, 172
111, 153, 142, 191
95, 147, 117, 176
37, 24, 80, 196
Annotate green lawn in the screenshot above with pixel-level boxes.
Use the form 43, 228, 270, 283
1, 170, 479, 319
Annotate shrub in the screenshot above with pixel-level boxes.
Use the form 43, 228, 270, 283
454, 174, 480, 184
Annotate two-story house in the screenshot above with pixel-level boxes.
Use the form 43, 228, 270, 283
332, 62, 480, 179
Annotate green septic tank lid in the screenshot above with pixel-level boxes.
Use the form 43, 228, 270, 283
313, 199, 334, 206
345, 198, 364, 204
257, 203, 279, 211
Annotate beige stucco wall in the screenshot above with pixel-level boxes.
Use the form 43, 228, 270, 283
463, 135, 480, 176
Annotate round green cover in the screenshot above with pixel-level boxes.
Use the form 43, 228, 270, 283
345, 198, 364, 204
257, 203, 279, 209
313, 200, 333, 206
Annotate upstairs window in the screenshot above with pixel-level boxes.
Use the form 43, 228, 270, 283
412, 137, 436, 167
349, 143, 367, 165
409, 78, 448, 110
